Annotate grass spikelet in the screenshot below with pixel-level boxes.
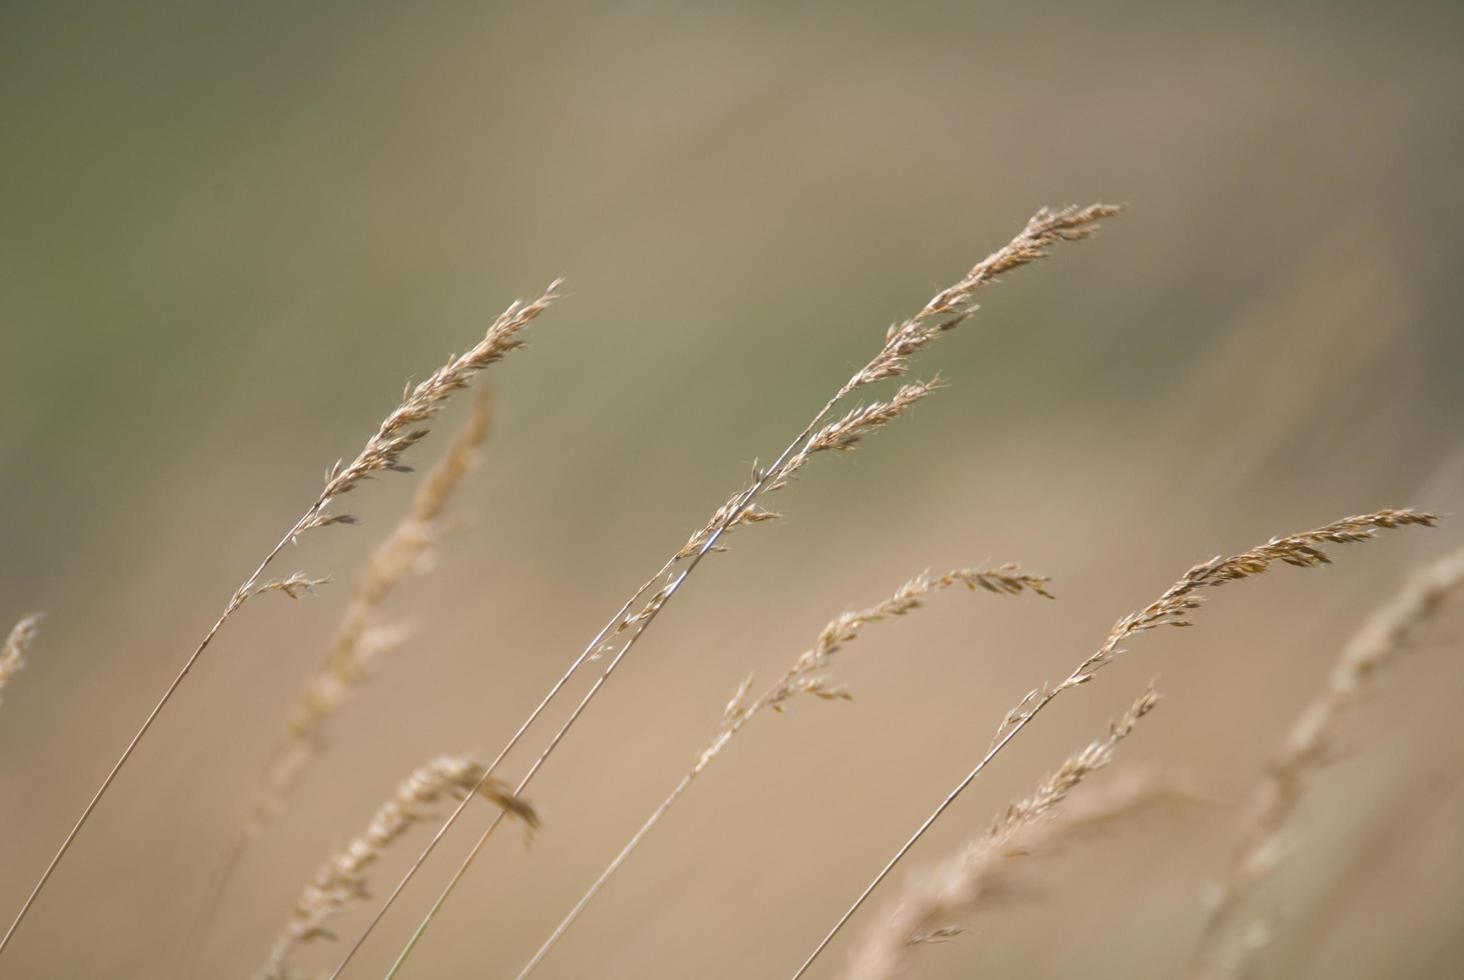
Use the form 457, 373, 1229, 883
852, 205, 1122, 391
512, 565, 1051, 980
0, 614, 42, 706
674, 379, 942, 558
789, 509, 1436, 979
1023, 509, 1438, 714
844, 688, 1172, 980
249, 573, 332, 601
337, 205, 1118, 980
248, 389, 495, 837
308, 285, 558, 526
1191, 545, 1464, 979
735, 565, 1052, 748
261, 756, 536, 980
0, 283, 559, 960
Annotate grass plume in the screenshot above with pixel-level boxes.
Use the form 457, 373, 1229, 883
844, 687, 1171, 980
260, 755, 537, 980
0, 281, 559, 961
1191, 545, 1464, 979
249, 388, 496, 837
789, 509, 1436, 979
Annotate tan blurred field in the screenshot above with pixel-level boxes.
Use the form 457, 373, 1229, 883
2, 2, 1463, 978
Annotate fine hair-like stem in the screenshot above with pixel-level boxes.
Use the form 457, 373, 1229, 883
788, 509, 1436, 979
336, 204, 1120, 980
843, 688, 1172, 980
515, 566, 1052, 980
0, 282, 559, 961
259, 755, 537, 980
187, 391, 499, 969
250, 387, 497, 836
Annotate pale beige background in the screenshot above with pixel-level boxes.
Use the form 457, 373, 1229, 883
1, 2, 1462, 978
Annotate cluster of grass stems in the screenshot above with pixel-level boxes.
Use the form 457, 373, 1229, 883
0, 203, 1456, 980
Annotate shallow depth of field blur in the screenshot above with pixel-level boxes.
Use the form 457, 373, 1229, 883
2, 2, 1463, 978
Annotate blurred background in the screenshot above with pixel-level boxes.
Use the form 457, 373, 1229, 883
2, 2, 1462, 977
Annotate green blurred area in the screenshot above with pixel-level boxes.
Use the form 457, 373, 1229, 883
2, 2, 1463, 978
4, 2, 1459, 557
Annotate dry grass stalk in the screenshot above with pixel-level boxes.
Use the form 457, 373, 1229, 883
845, 688, 1170, 980
514, 566, 1052, 980
337, 205, 1119, 980
248, 389, 495, 836
994, 510, 1438, 742
260, 755, 537, 980
1191, 545, 1464, 980
0, 614, 42, 706
789, 509, 1436, 979
0, 282, 559, 960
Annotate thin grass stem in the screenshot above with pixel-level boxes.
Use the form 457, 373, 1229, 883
788, 509, 1435, 978
0, 283, 558, 960
328, 205, 1120, 977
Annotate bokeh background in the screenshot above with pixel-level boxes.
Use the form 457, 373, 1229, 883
2, 2, 1462, 978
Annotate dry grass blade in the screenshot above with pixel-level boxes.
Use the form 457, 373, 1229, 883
788, 509, 1436, 979
259, 755, 537, 980
249, 388, 495, 836
0, 614, 42, 706
341, 205, 1119, 980
1190, 545, 1464, 979
844, 689, 1174, 980
0, 281, 559, 961
514, 565, 1052, 980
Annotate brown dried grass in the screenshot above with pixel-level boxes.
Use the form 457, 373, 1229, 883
0, 282, 559, 958
326, 205, 1123, 980
790, 510, 1437, 979
6, 199, 1454, 980
1191, 545, 1464, 979
249, 388, 496, 837
843, 688, 1178, 980
514, 565, 1053, 980
260, 755, 536, 980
